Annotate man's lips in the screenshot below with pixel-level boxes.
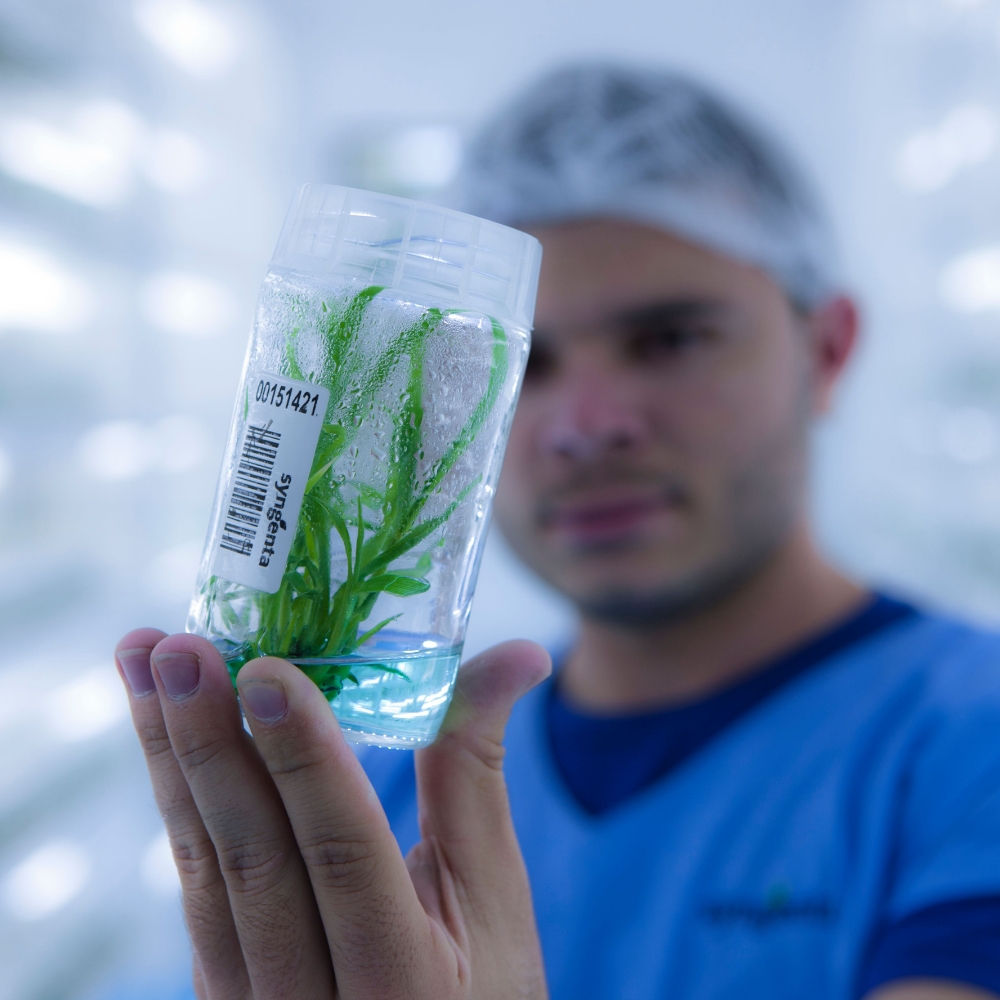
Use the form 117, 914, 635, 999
542, 492, 682, 545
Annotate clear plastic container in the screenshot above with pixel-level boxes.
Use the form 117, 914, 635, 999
187, 184, 541, 748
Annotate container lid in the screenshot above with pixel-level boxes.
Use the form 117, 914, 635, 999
271, 184, 543, 330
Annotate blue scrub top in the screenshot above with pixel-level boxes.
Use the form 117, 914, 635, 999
361, 608, 1000, 999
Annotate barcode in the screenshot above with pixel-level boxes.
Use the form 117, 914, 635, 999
219, 423, 282, 557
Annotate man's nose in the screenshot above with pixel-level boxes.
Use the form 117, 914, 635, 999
537, 372, 651, 461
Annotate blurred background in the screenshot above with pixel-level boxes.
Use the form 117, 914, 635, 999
1, 0, 999, 996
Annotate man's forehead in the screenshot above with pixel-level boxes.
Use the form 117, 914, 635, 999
526, 216, 724, 264
526, 217, 779, 331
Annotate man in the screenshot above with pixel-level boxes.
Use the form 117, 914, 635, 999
365, 65, 1000, 998
116, 65, 1000, 999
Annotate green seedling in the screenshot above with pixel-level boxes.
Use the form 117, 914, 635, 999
203, 285, 508, 698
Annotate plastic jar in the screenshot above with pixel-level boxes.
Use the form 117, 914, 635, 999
187, 184, 541, 748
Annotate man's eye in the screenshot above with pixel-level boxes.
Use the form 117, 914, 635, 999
627, 324, 707, 360
524, 342, 557, 382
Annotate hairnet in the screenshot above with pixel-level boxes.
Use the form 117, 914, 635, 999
457, 64, 841, 309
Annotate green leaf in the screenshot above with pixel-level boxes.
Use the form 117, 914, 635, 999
358, 573, 431, 597
327, 504, 353, 580
392, 552, 432, 579
354, 495, 365, 579
354, 612, 402, 648
306, 458, 335, 493
355, 481, 385, 510
365, 479, 478, 577
285, 327, 305, 380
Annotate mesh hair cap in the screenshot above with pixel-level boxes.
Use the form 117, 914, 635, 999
457, 64, 841, 309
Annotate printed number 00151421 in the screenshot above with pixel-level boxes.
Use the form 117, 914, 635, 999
255, 377, 321, 416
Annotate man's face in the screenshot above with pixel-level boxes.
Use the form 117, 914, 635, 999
493, 217, 827, 625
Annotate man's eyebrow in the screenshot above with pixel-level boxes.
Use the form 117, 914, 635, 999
612, 298, 728, 327
530, 299, 729, 341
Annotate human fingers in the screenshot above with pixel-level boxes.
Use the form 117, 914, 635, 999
115, 629, 250, 1000
148, 634, 335, 1000
236, 657, 442, 1000
416, 640, 551, 846
412, 641, 551, 995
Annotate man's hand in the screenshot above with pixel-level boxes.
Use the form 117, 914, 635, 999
115, 628, 551, 1000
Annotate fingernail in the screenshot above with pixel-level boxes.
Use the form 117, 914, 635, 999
153, 652, 200, 700
117, 648, 156, 696
240, 681, 287, 723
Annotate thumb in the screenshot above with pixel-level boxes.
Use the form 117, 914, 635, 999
435, 639, 552, 768
412, 640, 550, 929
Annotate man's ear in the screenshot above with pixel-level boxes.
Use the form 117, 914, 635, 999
805, 294, 859, 415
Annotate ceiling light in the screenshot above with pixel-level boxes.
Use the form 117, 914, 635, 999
0, 240, 93, 334
897, 104, 997, 193
133, 0, 238, 79
940, 245, 1000, 311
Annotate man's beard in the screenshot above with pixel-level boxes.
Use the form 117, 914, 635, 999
576, 510, 787, 628
536, 426, 806, 630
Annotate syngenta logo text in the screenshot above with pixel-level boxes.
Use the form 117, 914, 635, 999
701, 884, 836, 929
259, 474, 291, 567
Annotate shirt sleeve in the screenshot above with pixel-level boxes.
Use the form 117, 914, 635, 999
887, 634, 1000, 916
857, 632, 1000, 996
856, 897, 1000, 997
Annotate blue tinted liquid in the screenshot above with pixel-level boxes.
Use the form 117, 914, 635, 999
295, 633, 462, 748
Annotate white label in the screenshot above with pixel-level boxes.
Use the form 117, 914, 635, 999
211, 372, 330, 594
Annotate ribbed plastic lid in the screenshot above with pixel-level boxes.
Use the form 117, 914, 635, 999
271, 184, 543, 331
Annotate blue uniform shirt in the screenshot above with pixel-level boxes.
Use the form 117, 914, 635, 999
361, 604, 1000, 998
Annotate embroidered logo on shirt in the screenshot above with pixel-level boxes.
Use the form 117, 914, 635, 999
702, 883, 836, 928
